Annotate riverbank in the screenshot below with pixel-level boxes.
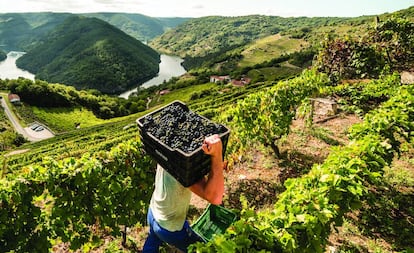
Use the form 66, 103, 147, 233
119, 54, 186, 98
0, 51, 35, 80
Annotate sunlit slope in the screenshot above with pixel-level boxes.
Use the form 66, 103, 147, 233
239, 34, 309, 67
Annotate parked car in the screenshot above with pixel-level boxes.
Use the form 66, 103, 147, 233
34, 126, 44, 132
30, 124, 40, 130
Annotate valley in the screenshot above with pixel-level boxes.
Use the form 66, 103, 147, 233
0, 51, 34, 80
0, 7, 413, 253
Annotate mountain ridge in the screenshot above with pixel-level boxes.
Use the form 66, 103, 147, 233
16, 15, 160, 94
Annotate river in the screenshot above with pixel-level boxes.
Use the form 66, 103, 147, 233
119, 54, 186, 99
0, 52, 186, 99
0, 51, 35, 80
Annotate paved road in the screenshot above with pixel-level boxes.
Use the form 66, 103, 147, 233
1, 94, 54, 142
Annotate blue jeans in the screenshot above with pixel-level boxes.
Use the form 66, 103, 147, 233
143, 208, 202, 253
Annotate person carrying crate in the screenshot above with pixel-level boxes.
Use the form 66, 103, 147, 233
143, 134, 225, 253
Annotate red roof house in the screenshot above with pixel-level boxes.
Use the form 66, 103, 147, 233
8, 93, 21, 104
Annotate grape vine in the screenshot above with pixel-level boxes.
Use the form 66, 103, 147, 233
0, 138, 155, 251
190, 84, 414, 252
230, 69, 330, 158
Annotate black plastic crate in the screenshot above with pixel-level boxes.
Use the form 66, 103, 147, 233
136, 100, 230, 187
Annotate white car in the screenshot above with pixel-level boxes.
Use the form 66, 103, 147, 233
30, 124, 40, 130
34, 126, 44, 132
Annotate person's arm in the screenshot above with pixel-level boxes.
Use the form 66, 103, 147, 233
188, 134, 224, 205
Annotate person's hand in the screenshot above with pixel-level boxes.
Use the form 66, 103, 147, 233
202, 134, 223, 158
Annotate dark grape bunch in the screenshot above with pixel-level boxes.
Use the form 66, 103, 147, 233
141, 103, 226, 153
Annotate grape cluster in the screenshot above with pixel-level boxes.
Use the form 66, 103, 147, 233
141, 103, 226, 153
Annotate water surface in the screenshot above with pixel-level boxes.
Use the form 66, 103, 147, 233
0, 51, 35, 80
119, 54, 186, 99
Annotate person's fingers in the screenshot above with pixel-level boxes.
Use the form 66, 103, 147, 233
202, 134, 222, 155
205, 134, 220, 144
202, 143, 212, 154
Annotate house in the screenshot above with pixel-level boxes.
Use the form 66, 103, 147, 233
8, 93, 21, 104
210, 74, 251, 86
210, 75, 231, 83
231, 77, 251, 87
159, 89, 170, 95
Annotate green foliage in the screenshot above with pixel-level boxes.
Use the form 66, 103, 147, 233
316, 37, 385, 81
288, 48, 317, 68
369, 16, 414, 71
0, 13, 74, 52
5, 78, 146, 119
230, 69, 330, 157
16, 16, 160, 94
83, 13, 189, 43
322, 73, 401, 115
150, 15, 360, 59
316, 17, 414, 81
0, 13, 186, 52
0, 97, 27, 151
349, 85, 414, 150
182, 46, 243, 72
1, 115, 142, 172
0, 177, 50, 252
0, 138, 155, 251
192, 84, 414, 253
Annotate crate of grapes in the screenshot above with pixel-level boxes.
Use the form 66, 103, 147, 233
136, 100, 230, 187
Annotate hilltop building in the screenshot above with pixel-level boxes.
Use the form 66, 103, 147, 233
210, 75, 231, 83
210, 75, 251, 86
8, 93, 21, 104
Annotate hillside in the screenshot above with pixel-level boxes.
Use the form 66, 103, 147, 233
16, 16, 160, 94
148, 15, 363, 59
2, 72, 413, 252
150, 6, 414, 72
84, 13, 189, 42
0, 12, 188, 52
1, 8, 413, 253
238, 34, 308, 67
0, 12, 74, 51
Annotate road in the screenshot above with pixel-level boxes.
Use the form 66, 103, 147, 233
1, 93, 54, 142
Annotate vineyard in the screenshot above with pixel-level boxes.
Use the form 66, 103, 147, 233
1, 69, 413, 252
1, 15, 414, 253
191, 74, 414, 252
0, 78, 280, 173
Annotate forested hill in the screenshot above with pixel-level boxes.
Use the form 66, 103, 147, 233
84, 13, 190, 42
148, 15, 361, 58
149, 6, 414, 59
0, 12, 188, 51
16, 16, 160, 94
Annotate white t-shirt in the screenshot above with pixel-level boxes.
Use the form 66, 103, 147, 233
150, 164, 192, 231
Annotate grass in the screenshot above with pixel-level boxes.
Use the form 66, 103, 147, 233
31, 106, 109, 132
247, 65, 303, 81
239, 34, 308, 67
148, 82, 217, 108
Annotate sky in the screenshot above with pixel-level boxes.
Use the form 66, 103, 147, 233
1, 0, 413, 18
